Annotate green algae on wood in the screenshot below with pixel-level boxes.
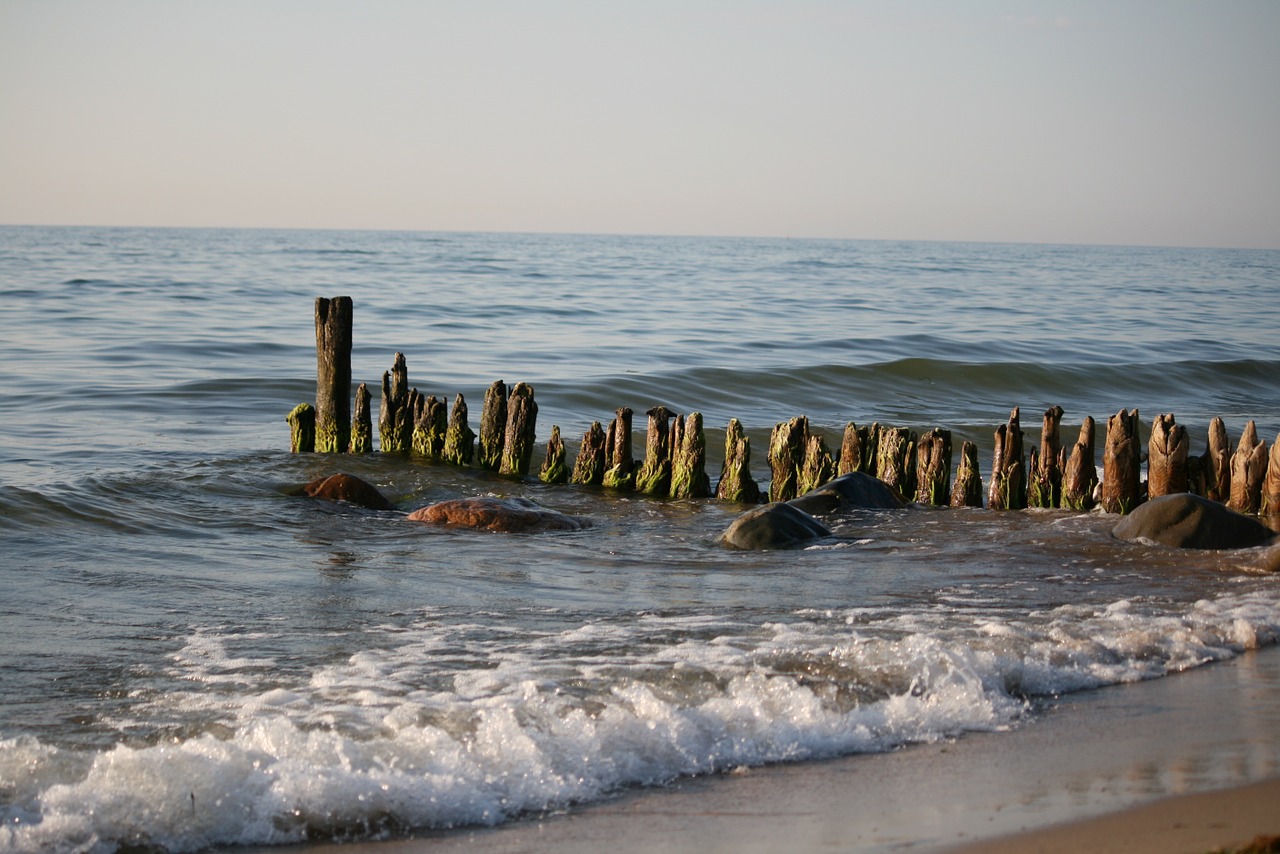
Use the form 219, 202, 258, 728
348, 383, 372, 453
635, 406, 675, 495
1028, 405, 1064, 509
768, 416, 808, 502
797, 433, 836, 497
949, 440, 983, 507
1147, 413, 1188, 499
989, 408, 1027, 511
838, 422, 877, 476
1101, 408, 1141, 514
915, 428, 952, 505
314, 296, 353, 454
603, 407, 636, 489
478, 380, 507, 471
443, 393, 475, 466
571, 421, 608, 486
1061, 417, 1098, 511
412, 394, 447, 459
379, 352, 413, 453
671, 411, 711, 499
715, 418, 760, 503
286, 403, 316, 454
539, 425, 569, 484
499, 382, 538, 477
875, 426, 918, 501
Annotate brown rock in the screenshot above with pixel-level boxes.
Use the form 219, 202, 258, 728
406, 496, 589, 533
299, 473, 393, 510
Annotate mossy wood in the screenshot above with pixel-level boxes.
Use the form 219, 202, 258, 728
915, 428, 952, 505
571, 422, 608, 486
499, 382, 538, 477
539, 425, 569, 484
1227, 421, 1266, 515
1027, 405, 1064, 508
768, 416, 808, 502
1061, 417, 1098, 511
876, 426, 917, 501
1101, 408, 1142, 514
716, 418, 761, 503
949, 440, 983, 507
443, 394, 475, 466
671, 412, 712, 499
838, 422, 876, 476
378, 352, 412, 453
412, 394, 447, 459
797, 433, 836, 496
1147, 413, 1189, 498
478, 380, 508, 471
603, 407, 635, 489
314, 296, 353, 454
635, 406, 675, 495
989, 408, 1026, 511
349, 383, 372, 453
286, 403, 316, 454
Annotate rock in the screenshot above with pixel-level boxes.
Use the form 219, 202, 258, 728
406, 496, 589, 533
786, 471, 905, 516
720, 502, 832, 550
298, 473, 393, 510
1112, 493, 1276, 550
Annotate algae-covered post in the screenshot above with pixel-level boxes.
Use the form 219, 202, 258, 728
671, 411, 712, 499
349, 383, 372, 453
1204, 417, 1232, 503
1101, 408, 1142, 514
603, 407, 636, 489
539, 425, 569, 484
1061, 417, 1098, 511
286, 403, 316, 454
988, 408, 1026, 510
412, 395, 447, 459
314, 296, 352, 454
949, 440, 983, 507
716, 418, 761, 503
379, 353, 413, 453
1264, 435, 1280, 521
1227, 421, 1266, 515
635, 406, 675, 495
1148, 413, 1189, 498
443, 394, 475, 466
499, 382, 538, 477
915, 428, 952, 505
768, 416, 809, 502
478, 380, 508, 471
571, 422, 608, 486
1028, 405, 1064, 508
875, 426, 918, 500
798, 432, 836, 496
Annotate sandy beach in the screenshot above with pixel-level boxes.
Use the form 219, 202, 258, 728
234, 644, 1280, 854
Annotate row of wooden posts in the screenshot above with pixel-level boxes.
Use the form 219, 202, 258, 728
289, 297, 1280, 518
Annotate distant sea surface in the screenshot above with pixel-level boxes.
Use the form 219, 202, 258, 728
2, 227, 1279, 852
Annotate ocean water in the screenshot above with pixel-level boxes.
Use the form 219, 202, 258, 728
1, 226, 1279, 852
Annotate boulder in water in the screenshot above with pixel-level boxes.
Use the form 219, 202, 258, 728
1111, 493, 1275, 550
787, 471, 905, 516
298, 473, 393, 511
407, 496, 589, 533
720, 502, 832, 550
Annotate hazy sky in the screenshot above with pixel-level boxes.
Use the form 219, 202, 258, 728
2, 1, 1277, 248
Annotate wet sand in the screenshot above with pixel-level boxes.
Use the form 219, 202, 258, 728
242, 645, 1280, 854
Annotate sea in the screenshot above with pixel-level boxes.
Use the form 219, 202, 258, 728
1, 226, 1278, 853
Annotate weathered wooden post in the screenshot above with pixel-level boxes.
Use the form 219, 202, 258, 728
477, 380, 508, 471
1147, 413, 1188, 498
571, 422, 608, 486
768, 416, 808, 502
915, 428, 952, 505
988, 408, 1026, 510
798, 433, 836, 496
1061, 417, 1098, 511
286, 403, 316, 453
1028, 406, 1064, 508
314, 296, 352, 454
603, 407, 636, 489
379, 353, 413, 453
1203, 417, 1232, 503
1227, 421, 1266, 515
499, 382, 537, 476
716, 418, 761, 503
349, 383, 372, 453
1264, 435, 1280, 522
876, 426, 918, 500
671, 411, 712, 499
1101, 408, 1142, 514
539, 425, 569, 484
412, 394, 447, 459
636, 406, 675, 495
949, 440, 983, 507
443, 394, 475, 465
839, 422, 879, 476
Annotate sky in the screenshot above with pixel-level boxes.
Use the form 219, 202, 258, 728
1, 1, 1278, 248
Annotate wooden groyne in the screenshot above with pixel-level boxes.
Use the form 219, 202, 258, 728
288, 297, 1280, 521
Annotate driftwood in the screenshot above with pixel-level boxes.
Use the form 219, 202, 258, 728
1101, 409, 1142, 515
716, 418, 761, 503
671, 412, 712, 499
876, 426, 917, 500
1061, 417, 1097, 511
378, 353, 412, 453
1203, 417, 1232, 503
949, 440, 983, 507
477, 380, 508, 472
1028, 406, 1064, 508
286, 403, 316, 453
636, 406, 675, 495
314, 297, 353, 454
768, 416, 809, 502
1227, 421, 1267, 515
603, 407, 636, 489
539, 425, 569, 484
443, 394, 475, 466
571, 422, 608, 486
915, 428, 952, 505
838, 422, 877, 476
988, 408, 1026, 511
1147, 413, 1188, 498
499, 382, 538, 477
349, 383, 372, 453
798, 433, 837, 496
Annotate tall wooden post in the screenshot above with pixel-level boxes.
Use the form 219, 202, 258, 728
716, 418, 761, 503
1028, 406, 1064, 508
603, 407, 636, 489
1101, 408, 1142, 514
348, 383, 372, 453
379, 352, 412, 453
989, 408, 1026, 510
768, 416, 808, 502
915, 428, 952, 505
1263, 434, 1280, 523
1204, 417, 1232, 503
314, 296, 352, 454
1227, 421, 1266, 515
671, 411, 711, 499
1061, 417, 1098, 511
499, 382, 538, 477
478, 380, 508, 471
636, 406, 675, 495
1147, 413, 1188, 498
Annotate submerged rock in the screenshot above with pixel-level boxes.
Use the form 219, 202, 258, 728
297, 473, 393, 511
786, 471, 905, 516
720, 502, 832, 550
1111, 493, 1275, 550
407, 496, 589, 533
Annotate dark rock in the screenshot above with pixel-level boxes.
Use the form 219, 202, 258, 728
298, 473, 393, 510
406, 496, 589, 533
720, 502, 832, 550
1112, 493, 1276, 550
787, 471, 905, 516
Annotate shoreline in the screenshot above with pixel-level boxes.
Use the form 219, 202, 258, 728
237, 644, 1280, 854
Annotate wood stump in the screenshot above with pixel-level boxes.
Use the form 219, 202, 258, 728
478, 380, 508, 471
314, 296, 352, 454
498, 382, 537, 477
1061, 417, 1098, 511
636, 406, 675, 495
797, 433, 836, 496
1227, 421, 1266, 515
412, 394, 447, 459
876, 426, 917, 500
349, 383, 372, 453
1204, 417, 1232, 503
671, 411, 712, 499
378, 352, 413, 453
768, 416, 809, 502
286, 403, 315, 453
949, 440, 983, 507
1028, 406, 1064, 508
989, 408, 1026, 510
571, 421, 608, 486
1147, 413, 1188, 498
915, 428, 952, 506
539, 425, 569, 484
443, 393, 475, 466
716, 418, 761, 503
1264, 434, 1280, 521
603, 407, 636, 489
1101, 408, 1142, 514
838, 422, 877, 475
